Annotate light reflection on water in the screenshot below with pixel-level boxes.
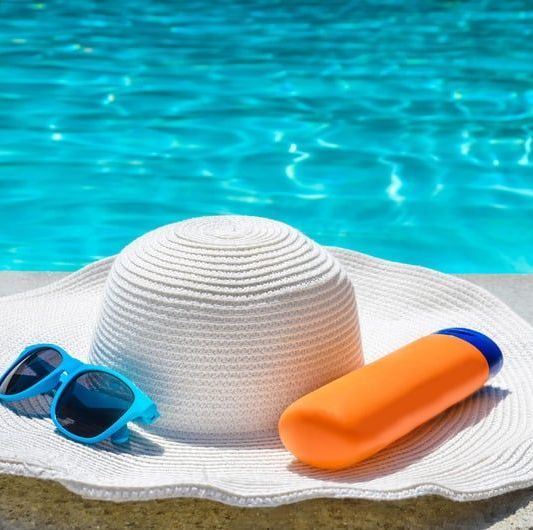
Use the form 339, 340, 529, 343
0, 0, 531, 272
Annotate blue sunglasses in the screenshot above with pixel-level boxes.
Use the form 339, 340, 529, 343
0, 344, 159, 445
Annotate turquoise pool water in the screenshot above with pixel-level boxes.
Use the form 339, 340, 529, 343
0, 1, 531, 272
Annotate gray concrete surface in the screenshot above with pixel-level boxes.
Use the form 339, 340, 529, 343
0, 272, 531, 530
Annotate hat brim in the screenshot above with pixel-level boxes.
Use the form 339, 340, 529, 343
0, 248, 531, 505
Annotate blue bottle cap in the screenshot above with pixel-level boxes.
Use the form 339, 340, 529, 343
435, 327, 503, 378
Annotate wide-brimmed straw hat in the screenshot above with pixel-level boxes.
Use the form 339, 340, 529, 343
0, 215, 531, 505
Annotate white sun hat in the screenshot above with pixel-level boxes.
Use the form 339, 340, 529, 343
0, 215, 532, 506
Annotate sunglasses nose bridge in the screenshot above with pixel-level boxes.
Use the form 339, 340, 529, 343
57, 357, 83, 385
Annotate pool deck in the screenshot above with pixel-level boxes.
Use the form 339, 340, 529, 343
0, 272, 532, 529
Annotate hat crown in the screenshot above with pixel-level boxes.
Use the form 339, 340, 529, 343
89, 215, 363, 435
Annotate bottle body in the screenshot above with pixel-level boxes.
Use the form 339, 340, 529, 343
278, 329, 502, 470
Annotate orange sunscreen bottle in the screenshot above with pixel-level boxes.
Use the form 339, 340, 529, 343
278, 328, 503, 470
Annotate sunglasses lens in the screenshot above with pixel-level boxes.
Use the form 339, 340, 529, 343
0, 347, 63, 395
55, 371, 134, 439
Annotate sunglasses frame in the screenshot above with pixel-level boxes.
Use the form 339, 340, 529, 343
0, 343, 159, 445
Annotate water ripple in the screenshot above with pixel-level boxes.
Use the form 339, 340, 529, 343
0, 0, 531, 272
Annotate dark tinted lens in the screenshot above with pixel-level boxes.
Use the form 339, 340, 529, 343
55, 371, 134, 439
0, 348, 63, 395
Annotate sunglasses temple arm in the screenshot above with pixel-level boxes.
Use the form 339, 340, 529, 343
111, 403, 159, 444
111, 424, 130, 444
138, 403, 160, 425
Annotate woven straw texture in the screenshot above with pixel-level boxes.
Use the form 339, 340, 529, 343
90, 216, 362, 435
0, 215, 532, 506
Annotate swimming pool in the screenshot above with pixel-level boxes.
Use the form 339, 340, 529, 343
0, 1, 531, 272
